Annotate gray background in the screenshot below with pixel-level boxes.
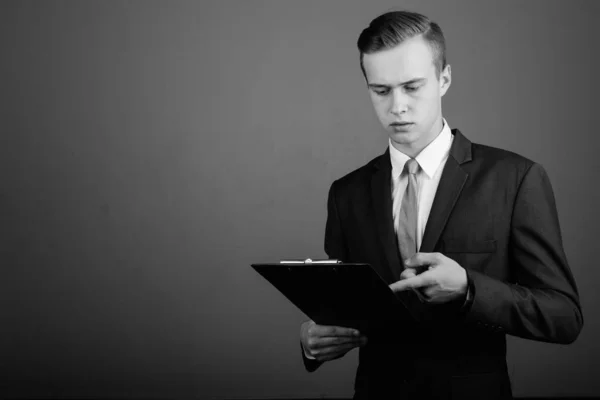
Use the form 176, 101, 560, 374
1, 1, 598, 399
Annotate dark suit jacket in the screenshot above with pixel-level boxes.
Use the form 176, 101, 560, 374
303, 129, 583, 400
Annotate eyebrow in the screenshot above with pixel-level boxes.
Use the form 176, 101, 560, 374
368, 78, 426, 89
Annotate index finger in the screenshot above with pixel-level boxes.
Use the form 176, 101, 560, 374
389, 271, 434, 292
317, 325, 361, 338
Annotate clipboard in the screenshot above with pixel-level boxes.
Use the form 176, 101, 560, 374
251, 262, 410, 336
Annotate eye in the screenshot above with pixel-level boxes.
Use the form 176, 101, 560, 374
405, 86, 419, 93
373, 88, 390, 96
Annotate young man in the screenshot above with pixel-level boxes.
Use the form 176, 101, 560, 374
299, 10, 582, 400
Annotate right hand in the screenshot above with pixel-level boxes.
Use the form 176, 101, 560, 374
300, 320, 368, 362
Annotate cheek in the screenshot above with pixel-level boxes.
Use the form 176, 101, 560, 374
370, 97, 389, 116
421, 86, 441, 104
413, 93, 438, 113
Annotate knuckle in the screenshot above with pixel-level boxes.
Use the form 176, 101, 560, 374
401, 270, 415, 280
317, 354, 329, 362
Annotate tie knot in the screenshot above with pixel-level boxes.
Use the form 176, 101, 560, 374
405, 158, 419, 175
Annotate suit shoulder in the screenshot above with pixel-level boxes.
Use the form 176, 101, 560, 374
467, 141, 550, 192
471, 142, 536, 174
330, 153, 383, 192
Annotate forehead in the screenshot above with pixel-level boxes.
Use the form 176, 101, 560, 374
363, 35, 436, 84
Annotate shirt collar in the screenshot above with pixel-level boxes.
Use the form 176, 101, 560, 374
389, 118, 453, 180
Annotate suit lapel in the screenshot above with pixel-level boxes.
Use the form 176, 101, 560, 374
420, 129, 472, 252
370, 149, 401, 283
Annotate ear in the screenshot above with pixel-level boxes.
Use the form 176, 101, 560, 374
439, 64, 451, 97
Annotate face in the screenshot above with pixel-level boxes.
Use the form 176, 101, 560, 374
362, 35, 451, 154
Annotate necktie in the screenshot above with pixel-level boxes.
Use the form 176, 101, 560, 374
397, 158, 420, 268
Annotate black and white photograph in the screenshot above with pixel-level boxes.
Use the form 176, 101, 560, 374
1, 1, 598, 399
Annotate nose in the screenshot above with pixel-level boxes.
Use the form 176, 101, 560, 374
389, 88, 408, 116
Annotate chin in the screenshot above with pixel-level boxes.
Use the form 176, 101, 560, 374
389, 130, 420, 144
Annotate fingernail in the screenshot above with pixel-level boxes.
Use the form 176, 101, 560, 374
353, 330, 360, 336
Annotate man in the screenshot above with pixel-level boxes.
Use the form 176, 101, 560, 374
299, 10, 583, 400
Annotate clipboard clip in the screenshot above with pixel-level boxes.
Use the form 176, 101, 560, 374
279, 258, 342, 264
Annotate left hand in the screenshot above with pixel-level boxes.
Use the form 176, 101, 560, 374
389, 252, 468, 304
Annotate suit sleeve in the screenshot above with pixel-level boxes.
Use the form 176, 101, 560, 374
301, 181, 350, 372
465, 163, 583, 344
324, 180, 349, 261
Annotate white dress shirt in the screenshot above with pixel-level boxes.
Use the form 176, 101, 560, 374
390, 119, 454, 251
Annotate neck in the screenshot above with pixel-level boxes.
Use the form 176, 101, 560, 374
391, 117, 444, 158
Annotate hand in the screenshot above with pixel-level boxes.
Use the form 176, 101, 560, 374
389, 252, 468, 304
300, 320, 367, 362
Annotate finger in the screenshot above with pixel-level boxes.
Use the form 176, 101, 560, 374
423, 286, 437, 298
390, 269, 417, 291
300, 320, 315, 342
389, 275, 424, 292
423, 286, 451, 303
400, 268, 418, 280
389, 270, 436, 292
311, 336, 366, 349
307, 336, 367, 356
316, 325, 361, 338
314, 342, 363, 362
404, 252, 441, 268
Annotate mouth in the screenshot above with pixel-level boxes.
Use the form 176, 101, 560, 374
390, 122, 413, 128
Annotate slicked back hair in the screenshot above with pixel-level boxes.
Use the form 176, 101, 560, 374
357, 11, 447, 80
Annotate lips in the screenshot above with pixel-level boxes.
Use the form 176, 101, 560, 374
390, 122, 413, 127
